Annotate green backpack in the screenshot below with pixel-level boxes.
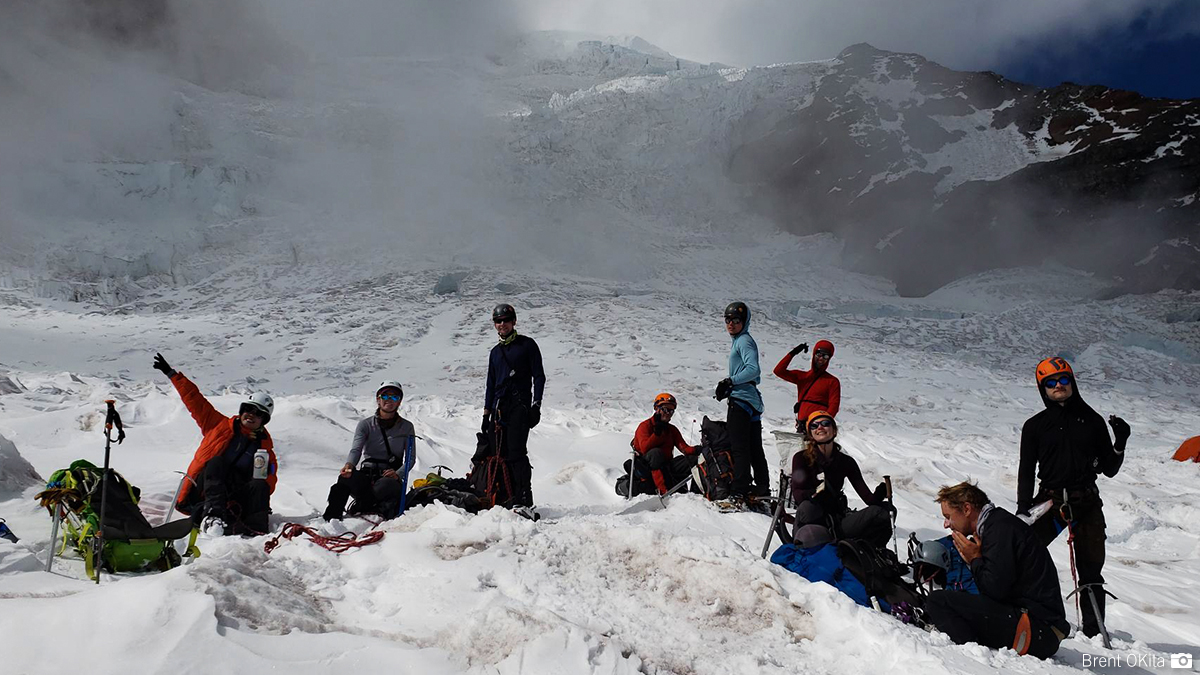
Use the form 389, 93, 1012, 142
37, 459, 198, 579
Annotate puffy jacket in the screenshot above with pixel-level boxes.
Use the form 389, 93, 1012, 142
773, 351, 841, 422
727, 309, 763, 414
171, 373, 277, 509
971, 505, 1069, 635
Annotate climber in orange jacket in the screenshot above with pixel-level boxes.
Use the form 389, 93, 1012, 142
154, 353, 278, 536
630, 393, 700, 494
774, 339, 841, 433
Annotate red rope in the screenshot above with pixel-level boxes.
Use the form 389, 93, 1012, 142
263, 523, 385, 555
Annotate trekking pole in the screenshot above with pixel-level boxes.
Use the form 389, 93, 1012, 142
761, 469, 790, 558
95, 400, 125, 584
885, 475, 898, 556
627, 449, 637, 500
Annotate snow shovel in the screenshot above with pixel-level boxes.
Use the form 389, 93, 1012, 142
618, 474, 692, 515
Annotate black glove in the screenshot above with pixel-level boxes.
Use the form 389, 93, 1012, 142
1108, 415, 1130, 450
152, 353, 175, 377
714, 378, 733, 401
528, 402, 541, 428
789, 343, 809, 356
872, 481, 889, 503
481, 412, 491, 434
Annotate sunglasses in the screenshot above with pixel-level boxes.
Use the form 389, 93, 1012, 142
494, 318, 514, 324
378, 393, 402, 402
1042, 375, 1073, 389
808, 419, 835, 430
814, 351, 831, 358
656, 406, 676, 414
724, 317, 742, 325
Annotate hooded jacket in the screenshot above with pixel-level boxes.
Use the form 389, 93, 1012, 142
971, 504, 1070, 634
1017, 377, 1123, 511
774, 340, 841, 422
170, 373, 278, 510
727, 308, 764, 414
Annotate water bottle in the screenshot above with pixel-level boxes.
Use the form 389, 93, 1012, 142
252, 449, 269, 480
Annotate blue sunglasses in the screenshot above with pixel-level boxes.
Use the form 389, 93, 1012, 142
1042, 375, 1073, 389
378, 393, 402, 402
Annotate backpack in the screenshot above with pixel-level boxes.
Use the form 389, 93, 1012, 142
405, 474, 483, 513
771, 542, 876, 608
836, 538, 922, 610
692, 417, 735, 500
36, 460, 197, 579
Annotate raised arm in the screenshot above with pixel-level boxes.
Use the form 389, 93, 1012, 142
170, 372, 226, 435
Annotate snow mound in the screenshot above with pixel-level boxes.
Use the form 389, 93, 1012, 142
0, 434, 42, 498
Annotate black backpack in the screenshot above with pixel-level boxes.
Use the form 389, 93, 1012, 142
837, 538, 922, 608
693, 416, 736, 500
614, 456, 658, 498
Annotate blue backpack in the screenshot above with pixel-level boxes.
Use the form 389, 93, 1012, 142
770, 542, 876, 608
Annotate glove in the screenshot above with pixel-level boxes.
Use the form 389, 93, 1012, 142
529, 402, 541, 428
152, 353, 175, 377
789, 343, 809, 356
481, 412, 491, 434
714, 378, 733, 401
1108, 415, 1130, 450
872, 481, 889, 503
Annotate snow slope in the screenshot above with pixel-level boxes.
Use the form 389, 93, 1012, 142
2, 237, 1199, 674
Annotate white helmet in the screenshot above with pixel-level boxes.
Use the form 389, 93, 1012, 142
376, 380, 404, 400
241, 392, 274, 424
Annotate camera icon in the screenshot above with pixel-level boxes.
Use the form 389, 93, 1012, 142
1172, 653, 1193, 669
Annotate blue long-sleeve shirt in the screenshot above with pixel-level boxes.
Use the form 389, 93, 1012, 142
728, 311, 764, 413
485, 334, 546, 410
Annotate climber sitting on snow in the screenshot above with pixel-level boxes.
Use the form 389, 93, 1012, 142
624, 393, 700, 496
154, 353, 277, 536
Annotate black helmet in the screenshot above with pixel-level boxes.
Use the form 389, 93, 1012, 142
724, 301, 748, 324
492, 303, 516, 323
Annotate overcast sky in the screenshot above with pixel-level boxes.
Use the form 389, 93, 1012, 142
530, 0, 1200, 97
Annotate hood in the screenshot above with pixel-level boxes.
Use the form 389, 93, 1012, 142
812, 339, 834, 369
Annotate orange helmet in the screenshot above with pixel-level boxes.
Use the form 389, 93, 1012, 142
654, 393, 677, 409
1035, 357, 1074, 385
805, 410, 835, 429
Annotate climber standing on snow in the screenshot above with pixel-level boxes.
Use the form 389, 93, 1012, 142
1018, 356, 1130, 639
774, 339, 841, 434
154, 353, 277, 536
473, 303, 545, 508
714, 301, 769, 498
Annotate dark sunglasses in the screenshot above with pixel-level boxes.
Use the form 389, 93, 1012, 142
809, 419, 835, 430
1042, 375, 1073, 389
724, 317, 742, 325
378, 393, 402, 402
656, 405, 676, 414
814, 350, 831, 358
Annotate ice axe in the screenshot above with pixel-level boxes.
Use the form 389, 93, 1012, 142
885, 475, 898, 557
94, 399, 125, 584
618, 474, 692, 516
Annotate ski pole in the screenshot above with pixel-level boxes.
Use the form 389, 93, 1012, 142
885, 475, 897, 556
761, 469, 790, 558
95, 400, 125, 584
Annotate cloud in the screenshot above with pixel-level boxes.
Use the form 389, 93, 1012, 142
527, 0, 1200, 72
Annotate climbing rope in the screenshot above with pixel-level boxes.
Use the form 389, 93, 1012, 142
263, 523, 384, 555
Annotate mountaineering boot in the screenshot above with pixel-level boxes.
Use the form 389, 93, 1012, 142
201, 515, 228, 537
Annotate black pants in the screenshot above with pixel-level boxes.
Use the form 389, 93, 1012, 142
792, 499, 892, 549
925, 591, 1063, 659
644, 447, 699, 494
727, 401, 768, 494
1031, 486, 1107, 637
484, 397, 534, 507
323, 466, 404, 520
193, 454, 270, 534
